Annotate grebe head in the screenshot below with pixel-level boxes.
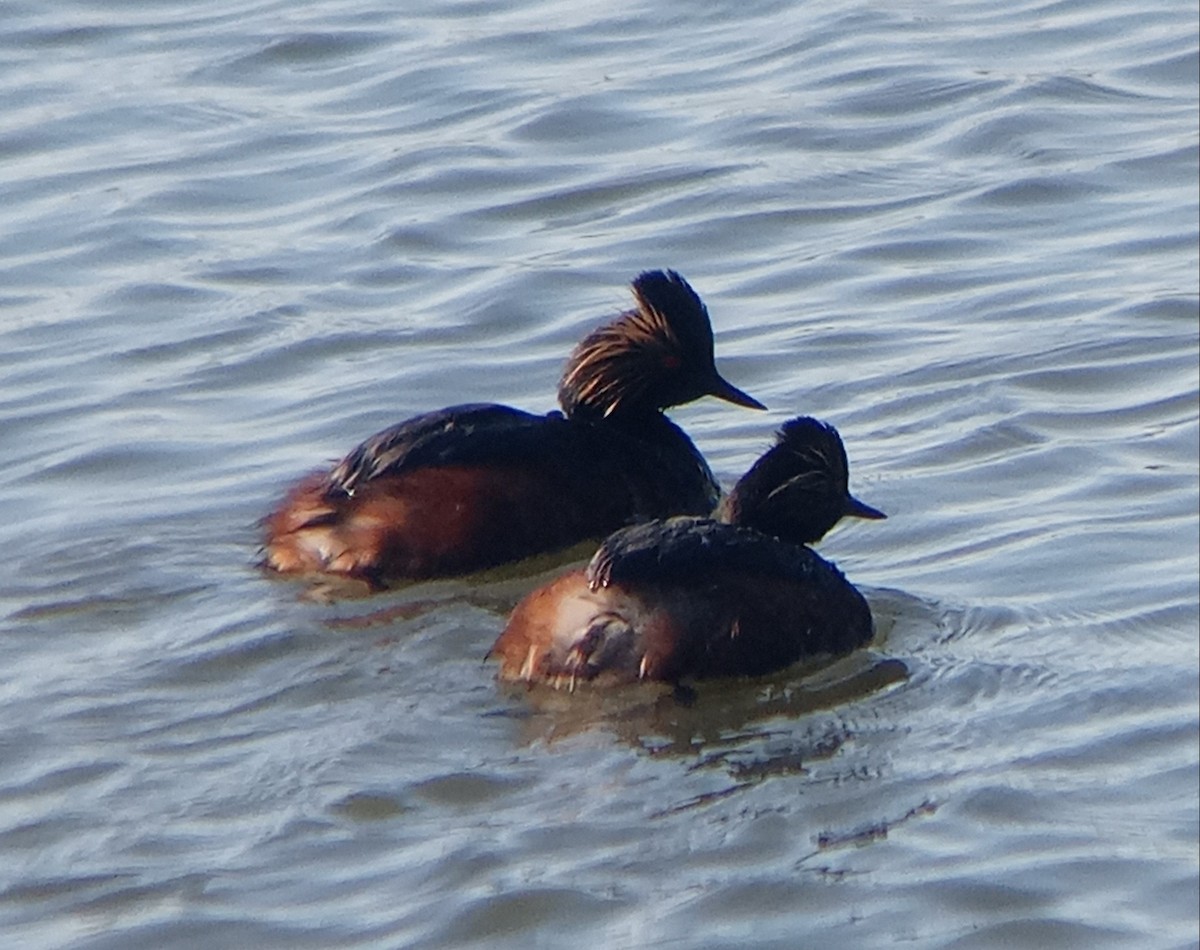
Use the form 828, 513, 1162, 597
557, 270, 765, 421
717, 416, 885, 545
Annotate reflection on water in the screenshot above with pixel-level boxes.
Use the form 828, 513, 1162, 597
495, 649, 910, 760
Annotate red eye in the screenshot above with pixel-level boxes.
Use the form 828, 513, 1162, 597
662, 355, 681, 370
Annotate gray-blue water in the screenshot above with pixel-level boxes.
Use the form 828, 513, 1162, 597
1, 1, 1197, 947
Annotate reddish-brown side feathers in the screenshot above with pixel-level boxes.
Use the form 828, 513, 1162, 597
492, 572, 692, 687
260, 472, 341, 574
492, 566, 874, 688
490, 569, 591, 683
262, 464, 634, 582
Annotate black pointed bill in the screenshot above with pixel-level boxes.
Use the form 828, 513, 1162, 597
845, 494, 886, 520
707, 372, 767, 411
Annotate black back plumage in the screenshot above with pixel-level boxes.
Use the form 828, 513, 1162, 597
586, 416, 884, 593
322, 271, 762, 514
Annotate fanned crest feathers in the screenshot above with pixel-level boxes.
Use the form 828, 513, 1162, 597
558, 270, 763, 420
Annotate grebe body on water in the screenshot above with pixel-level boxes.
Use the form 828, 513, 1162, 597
490, 417, 885, 688
262, 270, 763, 584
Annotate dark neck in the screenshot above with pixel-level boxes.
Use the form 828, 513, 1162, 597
571, 411, 720, 517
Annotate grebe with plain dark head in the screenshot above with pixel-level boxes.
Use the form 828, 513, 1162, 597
490, 417, 884, 688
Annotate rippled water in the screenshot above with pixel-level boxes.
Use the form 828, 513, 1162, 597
1, 0, 1196, 947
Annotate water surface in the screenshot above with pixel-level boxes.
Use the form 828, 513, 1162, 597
1, 0, 1197, 947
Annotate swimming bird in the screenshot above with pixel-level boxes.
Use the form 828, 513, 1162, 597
262, 270, 764, 584
490, 417, 884, 688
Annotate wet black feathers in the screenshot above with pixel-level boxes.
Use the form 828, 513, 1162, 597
585, 517, 848, 592
325, 404, 561, 496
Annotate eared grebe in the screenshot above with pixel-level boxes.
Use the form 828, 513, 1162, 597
262, 270, 764, 584
489, 417, 885, 688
